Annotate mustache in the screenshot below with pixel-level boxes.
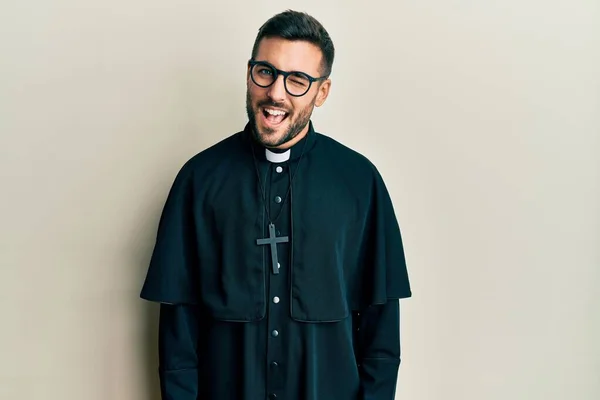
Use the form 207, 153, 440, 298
257, 100, 290, 112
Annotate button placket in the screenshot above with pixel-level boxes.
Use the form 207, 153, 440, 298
265, 162, 289, 399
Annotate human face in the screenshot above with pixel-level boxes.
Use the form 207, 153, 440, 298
246, 37, 331, 149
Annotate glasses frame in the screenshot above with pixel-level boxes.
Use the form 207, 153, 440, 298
248, 60, 329, 97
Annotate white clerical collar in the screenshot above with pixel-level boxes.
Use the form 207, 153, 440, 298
265, 148, 290, 163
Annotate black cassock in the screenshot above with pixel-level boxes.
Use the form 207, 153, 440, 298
140, 121, 412, 400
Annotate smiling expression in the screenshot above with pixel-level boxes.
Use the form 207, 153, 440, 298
246, 37, 331, 149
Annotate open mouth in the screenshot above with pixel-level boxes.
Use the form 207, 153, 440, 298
261, 107, 289, 127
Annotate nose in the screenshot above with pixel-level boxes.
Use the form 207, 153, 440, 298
266, 74, 287, 102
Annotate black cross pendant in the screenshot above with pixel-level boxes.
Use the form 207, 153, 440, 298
256, 223, 289, 274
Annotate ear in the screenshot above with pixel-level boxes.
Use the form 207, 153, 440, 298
314, 79, 331, 107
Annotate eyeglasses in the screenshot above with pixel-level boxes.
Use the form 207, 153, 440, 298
248, 60, 329, 97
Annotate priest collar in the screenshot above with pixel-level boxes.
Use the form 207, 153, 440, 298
265, 148, 290, 163
244, 121, 317, 163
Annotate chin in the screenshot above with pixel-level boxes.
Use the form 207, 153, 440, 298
256, 128, 289, 148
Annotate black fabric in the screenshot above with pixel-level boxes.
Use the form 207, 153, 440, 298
158, 304, 199, 399
141, 121, 412, 399
355, 301, 402, 400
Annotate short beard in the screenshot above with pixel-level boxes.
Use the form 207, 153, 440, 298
246, 90, 315, 148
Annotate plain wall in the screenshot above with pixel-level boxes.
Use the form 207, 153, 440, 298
1, 1, 598, 399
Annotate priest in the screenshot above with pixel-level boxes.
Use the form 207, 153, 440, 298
140, 9, 412, 400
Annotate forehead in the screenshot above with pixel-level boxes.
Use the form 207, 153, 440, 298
254, 37, 323, 76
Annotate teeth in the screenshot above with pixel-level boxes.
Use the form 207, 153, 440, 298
265, 108, 286, 116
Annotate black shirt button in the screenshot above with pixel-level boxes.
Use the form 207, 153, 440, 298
269, 394, 278, 400
271, 361, 279, 368
271, 329, 279, 337
274, 196, 282, 203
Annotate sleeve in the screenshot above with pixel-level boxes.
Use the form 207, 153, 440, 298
140, 163, 201, 398
158, 304, 200, 400
140, 162, 199, 305
354, 166, 411, 399
355, 300, 402, 400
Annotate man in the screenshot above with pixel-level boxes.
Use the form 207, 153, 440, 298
140, 9, 411, 400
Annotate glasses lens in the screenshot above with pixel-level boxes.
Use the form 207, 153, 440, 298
251, 63, 276, 87
285, 72, 311, 96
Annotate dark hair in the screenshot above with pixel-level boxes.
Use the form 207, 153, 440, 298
251, 10, 335, 77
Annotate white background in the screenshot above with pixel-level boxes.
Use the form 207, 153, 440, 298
1, 1, 598, 399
